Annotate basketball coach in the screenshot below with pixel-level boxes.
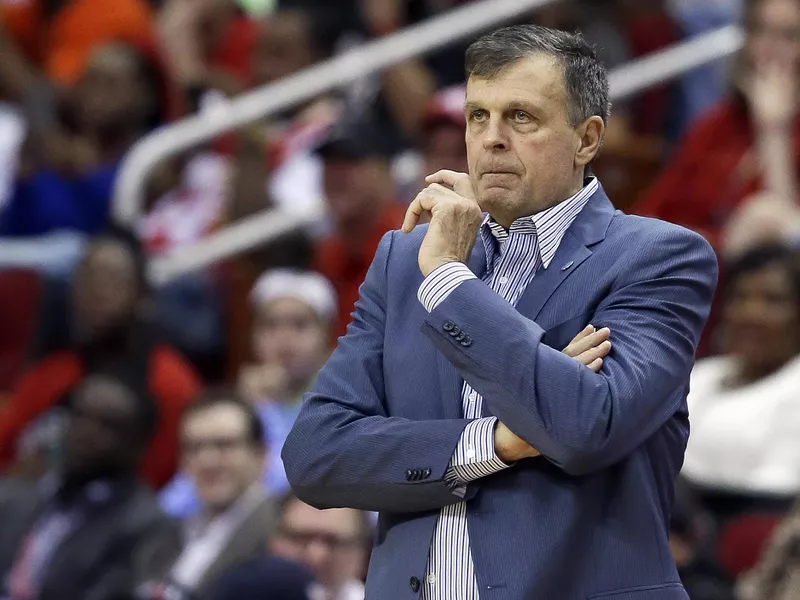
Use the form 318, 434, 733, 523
283, 24, 718, 600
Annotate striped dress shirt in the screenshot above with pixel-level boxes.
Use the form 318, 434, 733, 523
416, 178, 599, 599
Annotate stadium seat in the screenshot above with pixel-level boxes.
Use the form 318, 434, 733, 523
0, 269, 43, 391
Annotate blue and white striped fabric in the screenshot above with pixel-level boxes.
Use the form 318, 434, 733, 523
416, 178, 598, 599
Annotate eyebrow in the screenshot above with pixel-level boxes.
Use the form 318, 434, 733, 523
464, 99, 539, 114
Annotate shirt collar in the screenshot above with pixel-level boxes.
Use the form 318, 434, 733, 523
481, 177, 598, 269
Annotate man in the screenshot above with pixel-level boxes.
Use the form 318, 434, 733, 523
271, 493, 371, 600
312, 120, 406, 337
0, 374, 179, 600
283, 24, 717, 600
141, 389, 276, 599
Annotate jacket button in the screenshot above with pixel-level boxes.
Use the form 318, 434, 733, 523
410, 577, 420, 592
423, 468, 431, 479
443, 321, 455, 332
405, 469, 414, 481
455, 331, 466, 341
450, 326, 461, 337
460, 336, 472, 347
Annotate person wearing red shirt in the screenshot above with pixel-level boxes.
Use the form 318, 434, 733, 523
0, 227, 201, 488
633, 0, 800, 257
312, 122, 405, 338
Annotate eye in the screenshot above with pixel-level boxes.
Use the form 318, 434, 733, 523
469, 109, 488, 122
513, 110, 531, 123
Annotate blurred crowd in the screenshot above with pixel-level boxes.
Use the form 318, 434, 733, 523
2, 0, 800, 598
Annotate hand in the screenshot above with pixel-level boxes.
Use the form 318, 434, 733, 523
561, 325, 612, 373
402, 170, 482, 276
494, 421, 541, 463
237, 363, 289, 402
721, 192, 800, 257
494, 325, 612, 462
746, 59, 798, 130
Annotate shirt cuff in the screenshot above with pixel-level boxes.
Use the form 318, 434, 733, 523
417, 261, 477, 313
444, 417, 511, 496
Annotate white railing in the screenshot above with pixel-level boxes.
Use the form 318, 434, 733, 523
110, 6, 743, 284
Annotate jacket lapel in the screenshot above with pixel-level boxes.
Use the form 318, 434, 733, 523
435, 237, 487, 419
514, 185, 616, 322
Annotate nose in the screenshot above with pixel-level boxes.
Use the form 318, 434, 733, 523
482, 117, 508, 151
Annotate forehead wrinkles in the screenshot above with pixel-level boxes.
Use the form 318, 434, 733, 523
465, 56, 566, 113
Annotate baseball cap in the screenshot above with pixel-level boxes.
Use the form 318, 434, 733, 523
314, 116, 396, 160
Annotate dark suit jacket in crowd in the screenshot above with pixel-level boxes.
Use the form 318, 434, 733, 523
0, 476, 181, 600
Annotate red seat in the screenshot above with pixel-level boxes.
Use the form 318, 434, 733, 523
716, 513, 783, 578
0, 269, 42, 391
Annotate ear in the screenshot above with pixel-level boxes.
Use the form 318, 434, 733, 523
574, 116, 605, 168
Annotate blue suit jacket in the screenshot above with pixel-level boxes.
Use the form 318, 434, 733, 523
282, 186, 718, 600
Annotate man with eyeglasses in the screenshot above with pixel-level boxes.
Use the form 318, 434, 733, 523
138, 388, 277, 600
271, 493, 370, 600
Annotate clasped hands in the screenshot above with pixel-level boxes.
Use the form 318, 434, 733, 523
402, 170, 612, 463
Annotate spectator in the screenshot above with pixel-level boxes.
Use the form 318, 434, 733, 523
737, 497, 800, 600
160, 269, 335, 515
208, 556, 317, 600
670, 481, 736, 600
681, 244, 800, 522
0, 0, 153, 88
419, 85, 468, 183
271, 493, 370, 600
139, 389, 276, 600
312, 121, 406, 337
0, 374, 180, 600
0, 226, 201, 488
0, 43, 165, 237
633, 0, 800, 253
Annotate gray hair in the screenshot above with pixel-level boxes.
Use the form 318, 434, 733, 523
465, 24, 611, 128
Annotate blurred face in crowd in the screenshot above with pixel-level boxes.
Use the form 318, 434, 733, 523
422, 121, 469, 178
744, 0, 800, 73
252, 297, 329, 389
722, 260, 800, 377
63, 376, 147, 480
323, 156, 393, 226
252, 11, 318, 87
72, 238, 140, 342
181, 402, 265, 513
465, 54, 602, 227
72, 44, 155, 133
271, 499, 368, 591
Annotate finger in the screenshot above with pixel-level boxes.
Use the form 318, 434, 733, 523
563, 326, 610, 357
587, 357, 603, 373
564, 324, 595, 350
402, 196, 424, 233
575, 340, 612, 366
425, 169, 467, 189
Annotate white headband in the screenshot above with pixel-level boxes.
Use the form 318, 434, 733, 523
250, 269, 337, 323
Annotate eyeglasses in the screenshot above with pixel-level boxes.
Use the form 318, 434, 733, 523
279, 528, 362, 551
181, 435, 254, 456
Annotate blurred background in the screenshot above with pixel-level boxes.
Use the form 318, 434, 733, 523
1, 0, 800, 598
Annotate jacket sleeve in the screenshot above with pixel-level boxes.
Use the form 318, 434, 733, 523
421, 226, 718, 476
282, 231, 477, 513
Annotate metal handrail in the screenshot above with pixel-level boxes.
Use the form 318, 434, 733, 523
146, 24, 743, 284
113, 0, 562, 225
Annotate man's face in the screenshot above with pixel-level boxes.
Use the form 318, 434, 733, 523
181, 404, 265, 513
62, 377, 143, 479
323, 157, 391, 225
72, 240, 139, 341
252, 297, 329, 389
271, 500, 367, 589
465, 54, 583, 225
